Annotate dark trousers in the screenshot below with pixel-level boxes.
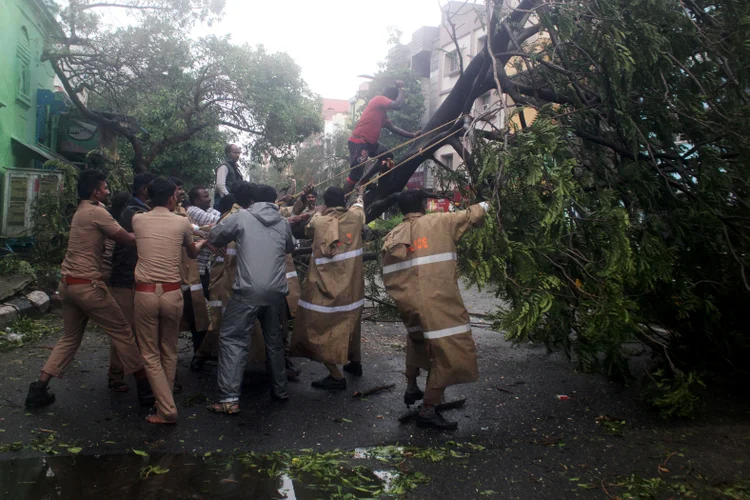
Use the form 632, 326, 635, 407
217, 294, 287, 400
183, 270, 210, 353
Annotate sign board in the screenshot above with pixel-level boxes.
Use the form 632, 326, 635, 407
2, 169, 63, 237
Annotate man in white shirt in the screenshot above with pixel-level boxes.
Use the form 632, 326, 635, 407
214, 144, 244, 205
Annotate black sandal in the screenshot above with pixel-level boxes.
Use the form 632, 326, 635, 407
108, 381, 129, 393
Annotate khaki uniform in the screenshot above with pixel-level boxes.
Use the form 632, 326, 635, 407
381, 205, 486, 401
42, 201, 144, 379
132, 207, 193, 422
291, 197, 365, 365
175, 205, 210, 332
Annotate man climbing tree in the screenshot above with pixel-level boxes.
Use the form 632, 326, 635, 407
344, 81, 420, 192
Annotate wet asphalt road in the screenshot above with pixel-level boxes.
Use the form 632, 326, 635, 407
1, 284, 749, 498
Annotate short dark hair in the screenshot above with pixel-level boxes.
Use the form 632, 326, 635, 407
188, 185, 207, 205
323, 186, 346, 208
77, 169, 107, 200
383, 86, 399, 100
148, 177, 177, 207
217, 194, 236, 215
397, 190, 426, 215
168, 176, 183, 187
233, 181, 258, 208
109, 191, 131, 221
132, 172, 157, 196
307, 189, 317, 198
225, 143, 237, 156
256, 184, 277, 203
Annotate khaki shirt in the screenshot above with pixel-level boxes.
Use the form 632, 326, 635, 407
60, 201, 123, 280
132, 207, 193, 284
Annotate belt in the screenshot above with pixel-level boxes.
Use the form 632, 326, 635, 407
63, 276, 93, 285
135, 282, 181, 292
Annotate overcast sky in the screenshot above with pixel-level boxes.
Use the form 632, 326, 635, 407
200, 0, 448, 100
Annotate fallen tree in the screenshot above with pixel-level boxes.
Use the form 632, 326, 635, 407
368, 0, 749, 417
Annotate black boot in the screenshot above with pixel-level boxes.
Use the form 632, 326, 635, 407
137, 382, 156, 408
416, 410, 458, 431
25, 381, 55, 409
404, 387, 425, 406
343, 361, 362, 377
311, 376, 346, 390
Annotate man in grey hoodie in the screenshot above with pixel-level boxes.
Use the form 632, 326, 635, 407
207, 182, 294, 414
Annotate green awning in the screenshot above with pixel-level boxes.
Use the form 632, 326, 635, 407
10, 136, 71, 164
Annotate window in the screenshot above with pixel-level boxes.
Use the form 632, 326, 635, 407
446, 51, 460, 74
16, 27, 31, 104
440, 154, 454, 170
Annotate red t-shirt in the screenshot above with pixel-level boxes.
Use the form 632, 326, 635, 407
350, 95, 393, 144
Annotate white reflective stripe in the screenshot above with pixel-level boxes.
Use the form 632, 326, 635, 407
226, 248, 237, 256
315, 248, 363, 266
209, 300, 223, 308
352, 203, 363, 209
181, 284, 190, 292
406, 326, 422, 333
215, 257, 225, 263
190, 284, 203, 292
286, 271, 298, 279
423, 323, 471, 340
298, 299, 364, 314
382, 252, 456, 275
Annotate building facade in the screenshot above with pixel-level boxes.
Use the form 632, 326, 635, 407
0, 0, 70, 237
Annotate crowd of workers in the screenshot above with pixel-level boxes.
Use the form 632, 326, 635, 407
22, 81, 489, 431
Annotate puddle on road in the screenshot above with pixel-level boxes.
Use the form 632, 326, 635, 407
0, 452, 391, 500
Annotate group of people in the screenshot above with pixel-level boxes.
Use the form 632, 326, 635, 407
23, 80, 490, 431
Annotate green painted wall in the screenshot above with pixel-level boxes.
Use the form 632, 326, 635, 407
0, 0, 58, 172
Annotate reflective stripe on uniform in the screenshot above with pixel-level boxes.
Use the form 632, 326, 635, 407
190, 284, 203, 292
298, 299, 364, 314
314, 248, 363, 266
422, 323, 471, 340
226, 248, 237, 256
215, 257, 225, 263
352, 203, 364, 209
382, 252, 457, 275
286, 271, 298, 279
406, 325, 422, 333
181, 284, 190, 292
209, 300, 223, 308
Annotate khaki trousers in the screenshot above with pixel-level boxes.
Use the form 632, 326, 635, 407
405, 365, 445, 405
134, 287, 183, 422
43, 281, 144, 378
108, 286, 136, 385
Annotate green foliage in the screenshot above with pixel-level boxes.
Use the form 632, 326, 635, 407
0, 316, 62, 352
643, 369, 705, 419
462, 0, 750, 417
48, 1, 321, 174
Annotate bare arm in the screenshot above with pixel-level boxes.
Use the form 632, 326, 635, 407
384, 121, 419, 138
185, 240, 207, 259
386, 88, 406, 111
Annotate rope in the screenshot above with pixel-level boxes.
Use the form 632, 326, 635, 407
346, 127, 463, 197
290, 116, 464, 198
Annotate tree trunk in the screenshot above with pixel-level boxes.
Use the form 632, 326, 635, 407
364, 0, 537, 222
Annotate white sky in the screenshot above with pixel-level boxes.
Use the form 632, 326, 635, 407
200, 0, 447, 100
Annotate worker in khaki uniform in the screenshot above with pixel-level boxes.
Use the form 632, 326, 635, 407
132, 177, 206, 424
291, 186, 366, 390
381, 190, 488, 430
25, 170, 153, 409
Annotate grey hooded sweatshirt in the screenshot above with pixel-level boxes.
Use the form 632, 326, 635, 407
208, 202, 294, 306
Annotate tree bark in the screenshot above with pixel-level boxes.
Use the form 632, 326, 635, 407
364, 0, 539, 222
